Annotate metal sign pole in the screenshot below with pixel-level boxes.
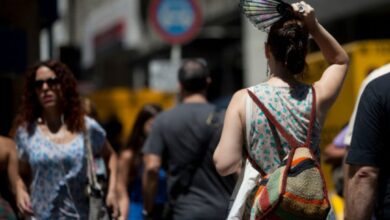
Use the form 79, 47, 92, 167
171, 44, 182, 66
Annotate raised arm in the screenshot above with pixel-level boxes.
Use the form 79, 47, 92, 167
293, 2, 349, 120
213, 89, 246, 176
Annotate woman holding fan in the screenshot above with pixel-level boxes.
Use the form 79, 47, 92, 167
214, 1, 349, 219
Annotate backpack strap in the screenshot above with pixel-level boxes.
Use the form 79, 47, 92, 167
244, 89, 284, 177
244, 120, 284, 177
245, 146, 267, 177
247, 86, 316, 148
305, 86, 316, 147
268, 120, 285, 161
244, 94, 267, 176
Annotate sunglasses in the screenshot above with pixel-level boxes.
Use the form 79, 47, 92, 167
34, 77, 59, 89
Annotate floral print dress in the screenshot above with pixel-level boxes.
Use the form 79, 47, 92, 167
246, 83, 321, 174
243, 83, 328, 217
15, 116, 105, 220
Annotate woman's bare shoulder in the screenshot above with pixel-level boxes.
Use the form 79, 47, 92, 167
230, 89, 248, 105
0, 136, 16, 148
226, 88, 249, 121
0, 136, 16, 159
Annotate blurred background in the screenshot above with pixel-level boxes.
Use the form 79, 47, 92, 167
1, 0, 390, 218
1, 0, 390, 147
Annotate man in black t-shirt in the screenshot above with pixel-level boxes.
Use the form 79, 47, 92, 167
142, 59, 235, 220
346, 69, 390, 219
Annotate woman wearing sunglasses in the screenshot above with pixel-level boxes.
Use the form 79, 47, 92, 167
11, 60, 119, 219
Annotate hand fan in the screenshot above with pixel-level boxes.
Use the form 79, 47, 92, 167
240, 0, 294, 32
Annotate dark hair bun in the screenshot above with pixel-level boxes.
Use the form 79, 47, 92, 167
267, 18, 309, 75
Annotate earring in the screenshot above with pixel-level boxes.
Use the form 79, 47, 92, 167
266, 62, 270, 78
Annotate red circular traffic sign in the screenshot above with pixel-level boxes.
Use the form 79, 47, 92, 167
149, 0, 203, 44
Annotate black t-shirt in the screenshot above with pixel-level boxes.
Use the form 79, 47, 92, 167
143, 103, 235, 220
347, 73, 390, 218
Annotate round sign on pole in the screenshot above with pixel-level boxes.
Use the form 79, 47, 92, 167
149, 0, 202, 45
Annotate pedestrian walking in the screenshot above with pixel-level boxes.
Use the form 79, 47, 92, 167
213, 1, 349, 219
142, 59, 236, 220
117, 104, 167, 220
345, 63, 390, 220
11, 60, 119, 219
323, 125, 349, 197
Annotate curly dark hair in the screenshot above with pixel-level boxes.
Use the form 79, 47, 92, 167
11, 60, 85, 135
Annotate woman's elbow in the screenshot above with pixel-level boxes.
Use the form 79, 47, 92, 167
336, 52, 350, 66
143, 154, 161, 176
213, 142, 242, 176
213, 154, 238, 176
214, 160, 230, 176
213, 147, 227, 176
